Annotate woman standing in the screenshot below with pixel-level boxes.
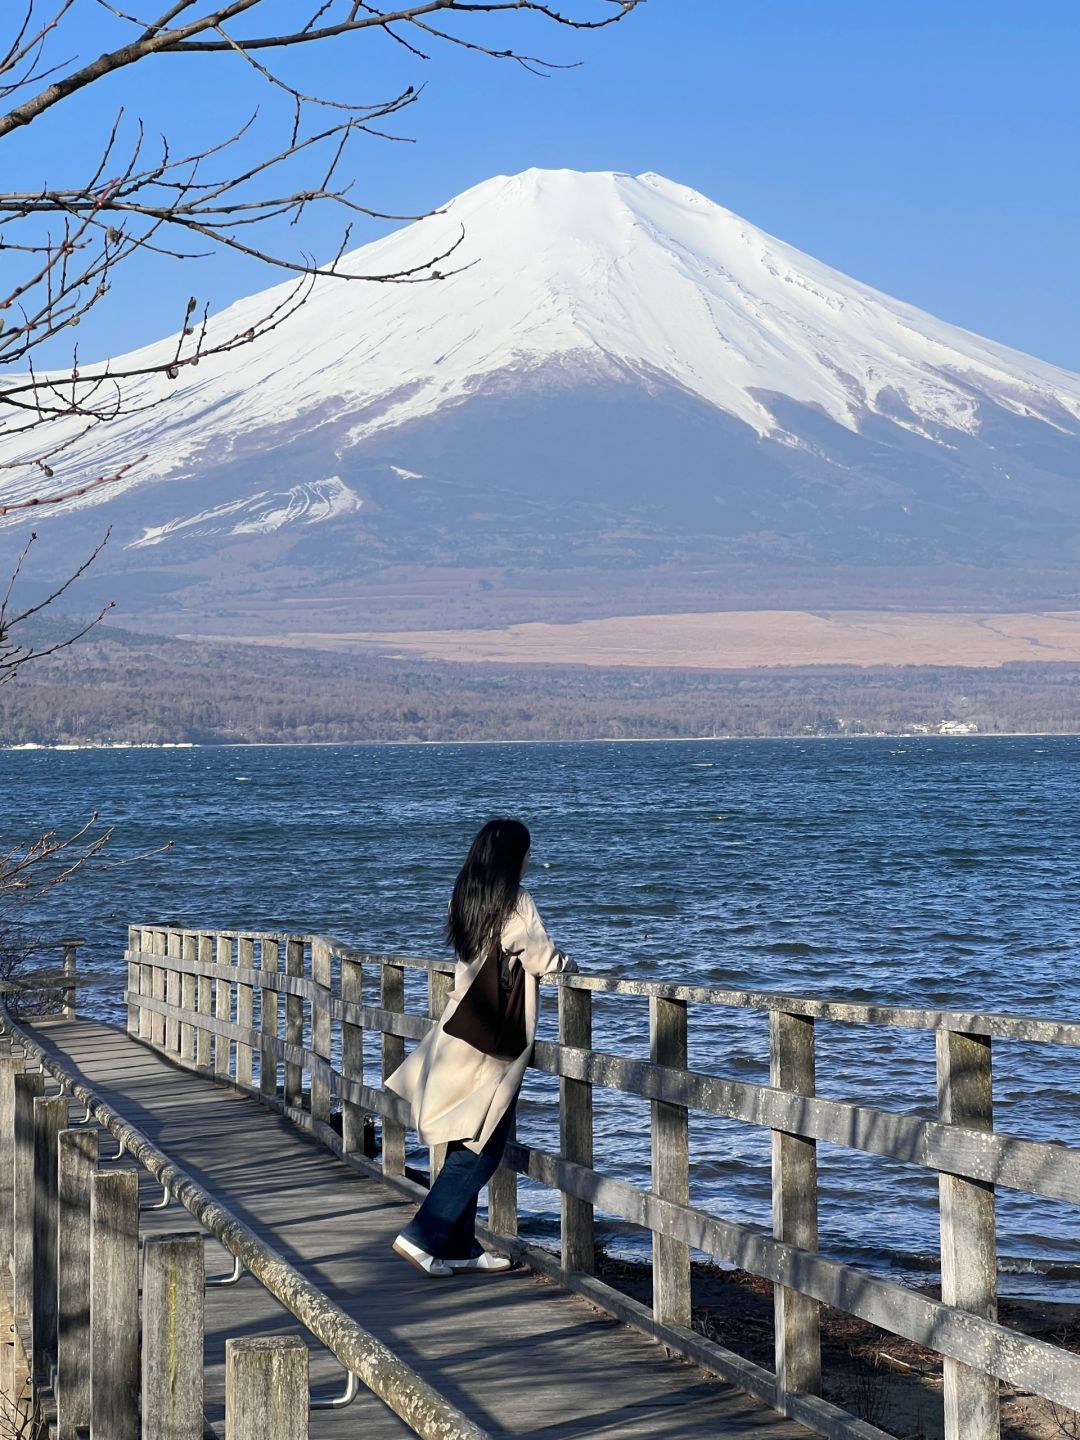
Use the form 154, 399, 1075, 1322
386, 817, 577, 1277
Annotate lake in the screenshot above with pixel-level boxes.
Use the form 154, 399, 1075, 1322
4, 736, 1079, 1296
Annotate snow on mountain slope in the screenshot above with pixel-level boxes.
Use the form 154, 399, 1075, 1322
129, 477, 360, 548
2, 167, 1079, 520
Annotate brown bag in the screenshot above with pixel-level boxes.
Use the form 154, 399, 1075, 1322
443, 943, 527, 1062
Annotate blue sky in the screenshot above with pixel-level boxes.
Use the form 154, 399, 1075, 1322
11, 0, 1080, 369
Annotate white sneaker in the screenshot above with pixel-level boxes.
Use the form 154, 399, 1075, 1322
392, 1234, 453, 1277
445, 1251, 513, 1274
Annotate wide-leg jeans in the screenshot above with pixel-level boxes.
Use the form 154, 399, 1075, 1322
400, 1103, 516, 1260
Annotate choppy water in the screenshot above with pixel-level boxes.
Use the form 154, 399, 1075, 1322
5, 737, 1080, 1297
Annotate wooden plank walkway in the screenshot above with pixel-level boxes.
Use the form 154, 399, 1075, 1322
26, 1015, 810, 1439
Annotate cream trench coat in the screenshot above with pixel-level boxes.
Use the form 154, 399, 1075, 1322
385, 891, 577, 1153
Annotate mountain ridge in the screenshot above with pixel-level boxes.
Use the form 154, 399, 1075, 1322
2, 167, 1079, 632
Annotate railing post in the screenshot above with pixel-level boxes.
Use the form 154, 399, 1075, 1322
166, 931, 182, 1054
63, 940, 78, 1018
151, 929, 167, 1048
770, 1010, 821, 1407
937, 1027, 999, 1440
236, 936, 255, 1088
260, 938, 280, 1100
197, 935, 213, 1069
650, 995, 690, 1328
127, 926, 141, 1036
180, 933, 198, 1062
139, 927, 155, 1042
380, 961, 406, 1178
311, 939, 333, 1124
32, 1093, 68, 1385
13, 1070, 44, 1324
559, 984, 594, 1274
225, 1336, 308, 1440
142, 1234, 205, 1440
57, 1126, 98, 1440
215, 934, 233, 1078
0, 1045, 23, 1269
284, 939, 304, 1107
428, 968, 452, 1182
90, 1166, 140, 1440
340, 954, 365, 1154
487, 1109, 519, 1239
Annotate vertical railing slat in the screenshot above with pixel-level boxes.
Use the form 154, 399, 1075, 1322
938, 1027, 999, 1440
311, 939, 332, 1123
214, 934, 233, 1078
165, 931, 182, 1054
236, 936, 255, 1088
32, 1094, 68, 1384
196, 935, 213, 1069
90, 1166, 140, 1440
284, 938, 304, 1107
142, 1234, 205, 1440
341, 955, 365, 1154
428, 969, 452, 1183
770, 1009, 821, 1408
260, 938, 280, 1100
126, 926, 141, 1036
57, 1125, 97, 1440
13, 1070, 44, 1325
650, 995, 690, 1328
559, 985, 594, 1274
180, 933, 198, 1062
151, 930, 167, 1048
380, 961, 406, 1178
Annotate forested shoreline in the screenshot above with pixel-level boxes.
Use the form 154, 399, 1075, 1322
3, 619, 1079, 745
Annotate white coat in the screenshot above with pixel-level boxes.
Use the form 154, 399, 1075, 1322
385, 891, 577, 1152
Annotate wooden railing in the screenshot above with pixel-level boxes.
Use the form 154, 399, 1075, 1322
123, 924, 1080, 1440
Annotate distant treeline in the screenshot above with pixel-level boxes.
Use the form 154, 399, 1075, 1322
2, 619, 1079, 744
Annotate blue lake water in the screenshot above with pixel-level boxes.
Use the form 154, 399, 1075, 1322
4, 736, 1080, 1297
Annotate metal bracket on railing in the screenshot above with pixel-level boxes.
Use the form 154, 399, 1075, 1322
72, 1101, 95, 1124
311, 1368, 359, 1410
100, 1137, 127, 1161
206, 1251, 244, 1288
142, 1183, 171, 1212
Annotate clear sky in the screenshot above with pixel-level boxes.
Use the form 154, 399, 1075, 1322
9, 0, 1080, 370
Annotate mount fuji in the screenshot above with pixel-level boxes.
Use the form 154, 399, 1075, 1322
4, 168, 1080, 633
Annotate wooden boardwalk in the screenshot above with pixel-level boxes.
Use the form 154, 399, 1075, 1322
25, 1014, 808, 1439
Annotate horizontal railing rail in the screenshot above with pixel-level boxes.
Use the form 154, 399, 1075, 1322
107, 924, 1080, 1439
0, 1007, 489, 1440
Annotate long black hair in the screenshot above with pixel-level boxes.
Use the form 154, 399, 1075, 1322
446, 818, 531, 963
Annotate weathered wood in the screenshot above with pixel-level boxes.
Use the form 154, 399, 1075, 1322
139, 926, 155, 1041
428, 968, 452, 1183
559, 985, 593, 1273
509, 1140, 1080, 1408
127, 926, 141, 1035
142, 1234, 205, 1440
180, 933, 198, 1061
166, 931, 182, 1053
650, 996, 690, 1328
215, 933, 233, 1077
310, 938, 333, 1123
235, 936, 255, 1088
13, 1070, 44, 1322
57, 1126, 98, 1440
91, 1166, 140, 1440
32, 1093, 68, 1382
197, 934, 213, 1068
340, 955, 365, 1154
488, 1107, 519, 1238
937, 1028, 999, 1440
380, 962, 407, 1178
260, 938, 280, 1099
771, 1011, 821, 1405
151, 929, 167, 1048
0, 1046, 23, 1265
63, 941, 78, 1018
284, 938, 304, 1106
225, 1336, 308, 1440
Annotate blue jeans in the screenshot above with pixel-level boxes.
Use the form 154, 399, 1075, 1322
400, 1103, 516, 1260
